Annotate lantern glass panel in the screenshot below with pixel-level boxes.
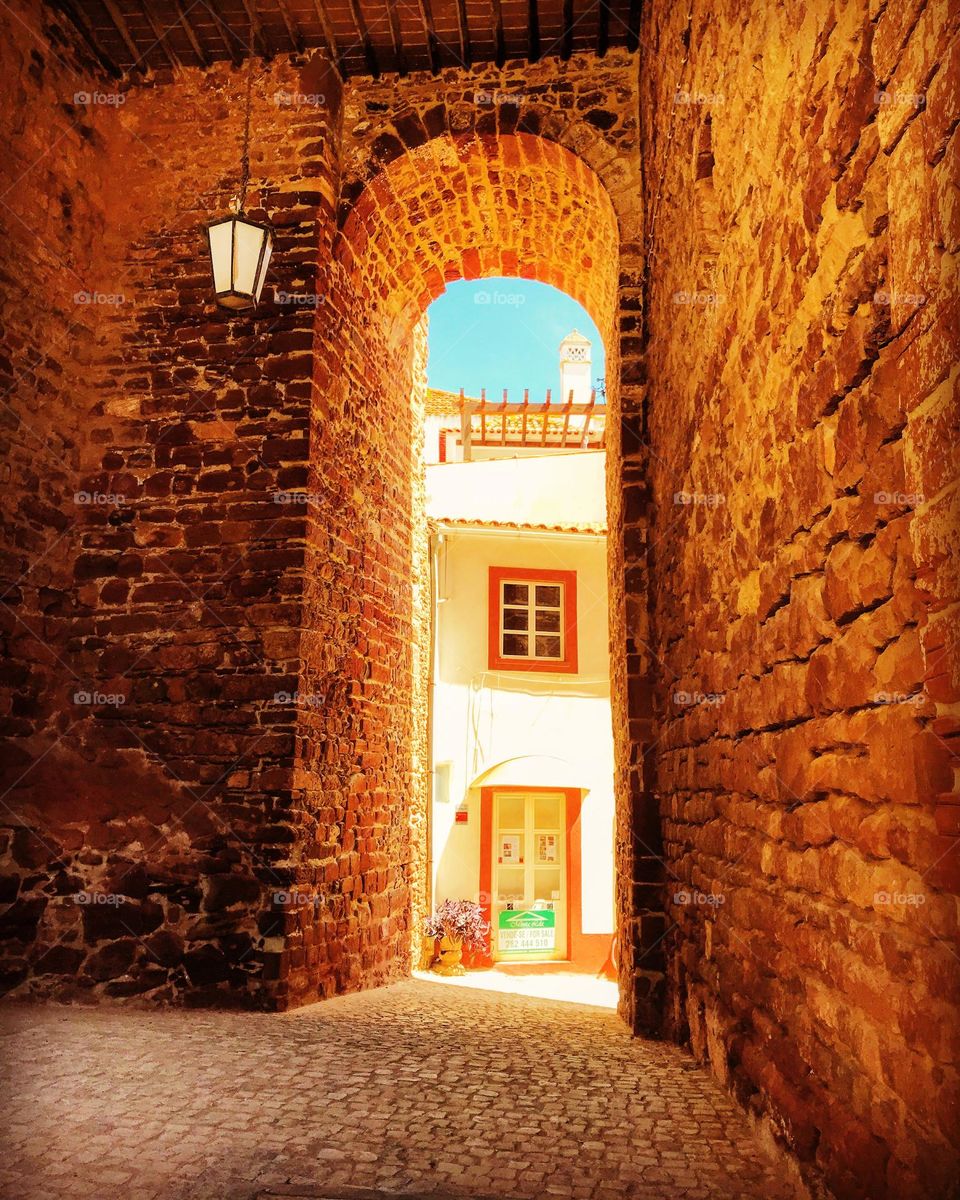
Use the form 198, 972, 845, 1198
208, 221, 234, 295
252, 232, 273, 302
233, 219, 266, 297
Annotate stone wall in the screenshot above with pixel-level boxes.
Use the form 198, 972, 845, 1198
0, 5, 348, 1004
636, 0, 959, 1195
0, 13, 648, 1014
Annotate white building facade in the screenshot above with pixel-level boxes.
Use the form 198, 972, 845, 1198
425, 340, 616, 973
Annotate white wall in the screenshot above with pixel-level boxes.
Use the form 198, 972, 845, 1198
430, 527, 615, 937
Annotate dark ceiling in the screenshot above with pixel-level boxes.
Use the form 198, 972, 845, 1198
54, 0, 641, 80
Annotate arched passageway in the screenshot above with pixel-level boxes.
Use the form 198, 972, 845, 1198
277, 130, 654, 1014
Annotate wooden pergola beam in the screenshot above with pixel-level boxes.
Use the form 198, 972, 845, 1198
541, 389, 551, 446
560, 392, 573, 446
580, 393, 595, 447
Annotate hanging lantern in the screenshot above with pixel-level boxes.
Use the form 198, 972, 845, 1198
207, 16, 272, 311
207, 209, 273, 310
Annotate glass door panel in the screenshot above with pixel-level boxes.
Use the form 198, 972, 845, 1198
493, 791, 567, 961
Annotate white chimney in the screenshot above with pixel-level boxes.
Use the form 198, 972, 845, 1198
559, 329, 592, 406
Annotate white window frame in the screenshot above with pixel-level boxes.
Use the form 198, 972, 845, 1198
498, 578, 565, 662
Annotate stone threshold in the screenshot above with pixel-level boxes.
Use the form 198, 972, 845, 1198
256, 1187, 512, 1200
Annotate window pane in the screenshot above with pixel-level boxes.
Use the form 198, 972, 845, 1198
535, 585, 561, 607
502, 633, 529, 657
535, 634, 562, 659
535, 609, 561, 632
534, 794, 562, 828
503, 583, 529, 605
503, 607, 528, 631
498, 793, 525, 828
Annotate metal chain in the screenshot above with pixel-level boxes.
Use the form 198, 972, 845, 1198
238, 10, 255, 212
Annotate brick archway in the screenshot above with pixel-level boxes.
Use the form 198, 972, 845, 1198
270, 129, 654, 1013
336, 133, 620, 344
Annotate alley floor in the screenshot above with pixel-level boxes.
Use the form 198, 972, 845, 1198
0, 980, 802, 1200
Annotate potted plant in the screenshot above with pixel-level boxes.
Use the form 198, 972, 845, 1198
424, 899, 490, 976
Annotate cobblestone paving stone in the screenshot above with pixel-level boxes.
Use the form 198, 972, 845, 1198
0, 980, 802, 1200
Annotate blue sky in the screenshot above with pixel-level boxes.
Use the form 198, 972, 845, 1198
426, 278, 605, 402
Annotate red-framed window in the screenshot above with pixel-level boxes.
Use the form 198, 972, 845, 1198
488, 566, 578, 674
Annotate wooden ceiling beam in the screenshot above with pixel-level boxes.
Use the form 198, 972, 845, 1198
140, 4, 181, 70
344, 0, 380, 77
490, 0, 506, 66
416, 0, 440, 74
454, 0, 472, 66
560, 0, 573, 60
527, 0, 540, 62
55, 0, 123, 77
308, 0, 346, 77
274, 0, 306, 53
597, 0, 610, 58
384, 0, 407, 75
237, 0, 274, 58
98, 0, 145, 71
626, 0, 641, 53
203, 0, 245, 65
173, 0, 211, 66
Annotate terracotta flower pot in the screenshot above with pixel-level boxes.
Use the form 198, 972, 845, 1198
433, 934, 466, 976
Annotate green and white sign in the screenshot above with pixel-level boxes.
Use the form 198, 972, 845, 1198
498, 908, 556, 954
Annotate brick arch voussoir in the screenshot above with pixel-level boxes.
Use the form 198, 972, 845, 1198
335, 131, 622, 347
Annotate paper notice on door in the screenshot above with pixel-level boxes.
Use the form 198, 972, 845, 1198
500, 835, 521, 863
536, 833, 558, 863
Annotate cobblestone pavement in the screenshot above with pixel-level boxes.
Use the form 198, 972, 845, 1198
0, 980, 802, 1200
